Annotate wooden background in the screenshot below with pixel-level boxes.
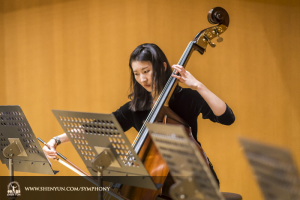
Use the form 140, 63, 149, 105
1, 0, 300, 199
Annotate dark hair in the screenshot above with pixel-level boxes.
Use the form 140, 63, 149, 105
128, 43, 173, 111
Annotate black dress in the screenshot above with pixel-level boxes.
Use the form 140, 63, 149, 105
113, 86, 235, 185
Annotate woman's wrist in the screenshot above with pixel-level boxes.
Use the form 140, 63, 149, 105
196, 81, 206, 93
49, 138, 57, 148
52, 136, 61, 146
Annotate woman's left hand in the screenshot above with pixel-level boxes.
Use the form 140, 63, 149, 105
172, 65, 227, 116
171, 65, 201, 90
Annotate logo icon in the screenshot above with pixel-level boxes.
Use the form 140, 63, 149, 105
7, 181, 21, 197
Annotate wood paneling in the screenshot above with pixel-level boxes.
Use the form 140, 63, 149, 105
0, 1, 5, 104
1, 0, 300, 199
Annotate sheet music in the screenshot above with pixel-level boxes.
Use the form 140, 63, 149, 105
239, 138, 300, 200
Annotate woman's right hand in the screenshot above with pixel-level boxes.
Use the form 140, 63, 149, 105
43, 139, 58, 160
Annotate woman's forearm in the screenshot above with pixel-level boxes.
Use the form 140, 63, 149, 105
196, 82, 227, 116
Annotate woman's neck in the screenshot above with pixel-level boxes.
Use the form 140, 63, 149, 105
151, 92, 159, 108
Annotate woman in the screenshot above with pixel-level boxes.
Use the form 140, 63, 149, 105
43, 43, 235, 186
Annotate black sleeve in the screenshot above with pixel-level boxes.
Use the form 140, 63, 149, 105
181, 88, 235, 125
215, 104, 235, 125
112, 102, 134, 132
202, 103, 235, 125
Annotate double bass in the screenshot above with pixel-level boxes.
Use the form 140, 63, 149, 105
116, 7, 230, 200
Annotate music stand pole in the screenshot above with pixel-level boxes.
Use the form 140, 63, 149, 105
9, 158, 13, 182
91, 150, 112, 200
3, 141, 22, 200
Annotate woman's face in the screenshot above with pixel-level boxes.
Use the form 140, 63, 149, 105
131, 61, 153, 92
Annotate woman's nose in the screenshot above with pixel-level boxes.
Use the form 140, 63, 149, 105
140, 74, 147, 82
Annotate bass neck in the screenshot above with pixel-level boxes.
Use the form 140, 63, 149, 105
132, 41, 205, 154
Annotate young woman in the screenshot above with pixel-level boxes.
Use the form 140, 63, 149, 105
43, 43, 235, 186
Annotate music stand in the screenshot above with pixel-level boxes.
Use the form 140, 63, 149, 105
239, 138, 300, 200
0, 105, 57, 199
0, 105, 57, 175
146, 123, 225, 200
52, 109, 161, 190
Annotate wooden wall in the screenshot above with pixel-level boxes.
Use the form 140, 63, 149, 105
0, 1, 4, 105
1, 0, 300, 199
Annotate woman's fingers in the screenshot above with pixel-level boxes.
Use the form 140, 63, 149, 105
43, 144, 58, 160
171, 74, 182, 81
172, 65, 185, 74
171, 64, 201, 90
172, 65, 187, 81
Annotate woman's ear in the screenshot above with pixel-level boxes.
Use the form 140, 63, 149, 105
163, 62, 167, 71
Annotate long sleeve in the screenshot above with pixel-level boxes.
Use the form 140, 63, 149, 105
169, 87, 235, 141
201, 102, 235, 125
112, 102, 134, 132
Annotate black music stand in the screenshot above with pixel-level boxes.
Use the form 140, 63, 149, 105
147, 123, 225, 200
239, 138, 300, 200
52, 109, 162, 191
0, 106, 58, 199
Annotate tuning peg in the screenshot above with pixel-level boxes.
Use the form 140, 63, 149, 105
212, 28, 223, 43
217, 36, 223, 43
208, 40, 216, 47
203, 35, 216, 48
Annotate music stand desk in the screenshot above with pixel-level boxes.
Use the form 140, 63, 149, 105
147, 123, 225, 200
52, 109, 161, 191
